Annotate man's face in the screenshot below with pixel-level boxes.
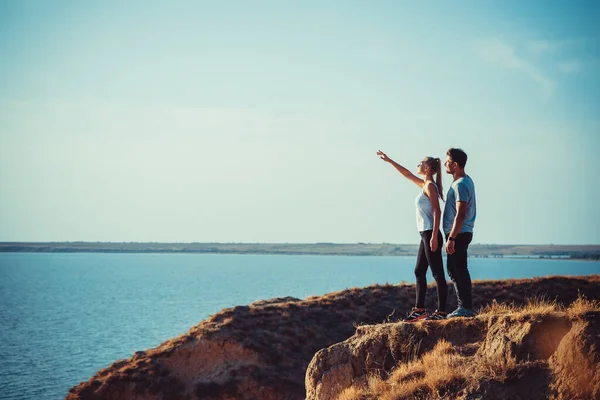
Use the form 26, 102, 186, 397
444, 156, 456, 174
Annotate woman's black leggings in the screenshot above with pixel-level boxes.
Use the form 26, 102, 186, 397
414, 229, 447, 312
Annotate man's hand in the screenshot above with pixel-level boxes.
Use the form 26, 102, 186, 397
446, 240, 455, 254
430, 235, 438, 252
377, 150, 390, 162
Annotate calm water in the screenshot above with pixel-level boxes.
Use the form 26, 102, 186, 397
0, 253, 598, 400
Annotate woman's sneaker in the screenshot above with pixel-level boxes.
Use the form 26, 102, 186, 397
425, 311, 448, 321
403, 308, 428, 323
447, 307, 477, 318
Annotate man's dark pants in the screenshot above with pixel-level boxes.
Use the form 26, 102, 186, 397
446, 232, 473, 309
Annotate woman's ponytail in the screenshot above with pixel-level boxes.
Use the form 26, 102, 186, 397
435, 158, 444, 201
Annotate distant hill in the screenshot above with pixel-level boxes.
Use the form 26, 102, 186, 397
1, 242, 599, 259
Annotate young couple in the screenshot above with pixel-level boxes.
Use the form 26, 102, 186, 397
377, 148, 477, 321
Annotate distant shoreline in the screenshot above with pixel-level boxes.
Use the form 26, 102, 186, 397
1, 242, 599, 260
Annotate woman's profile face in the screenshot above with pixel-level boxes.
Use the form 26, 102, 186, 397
417, 158, 429, 175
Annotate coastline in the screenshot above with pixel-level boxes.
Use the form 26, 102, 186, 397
1, 242, 599, 260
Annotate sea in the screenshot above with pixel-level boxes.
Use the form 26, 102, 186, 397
0, 252, 599, 400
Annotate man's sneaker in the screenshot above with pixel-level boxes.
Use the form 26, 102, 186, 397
425, 311, 448, 321
403, 308, 428, 323
447, 307, 477, 318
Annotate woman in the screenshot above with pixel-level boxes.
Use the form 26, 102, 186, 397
377, 150, 448, 321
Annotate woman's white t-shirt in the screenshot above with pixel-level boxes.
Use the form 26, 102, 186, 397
415, 183, 439, 232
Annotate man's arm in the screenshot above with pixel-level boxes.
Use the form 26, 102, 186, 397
446, 201, 467, 254
449, 201, 468, 239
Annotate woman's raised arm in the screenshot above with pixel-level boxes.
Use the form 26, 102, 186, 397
377, 150, 424, 188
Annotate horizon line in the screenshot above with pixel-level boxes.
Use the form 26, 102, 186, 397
1, 241, 600, 247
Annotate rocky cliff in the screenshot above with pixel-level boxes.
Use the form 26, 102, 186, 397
306, 299, 600, 399
67, 275, 600, 400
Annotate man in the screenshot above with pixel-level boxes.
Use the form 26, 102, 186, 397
443, 148, 477, 318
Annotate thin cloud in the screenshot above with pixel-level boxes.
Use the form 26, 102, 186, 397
476, 38, 556, 98
527, 38, 587, 55
528, 40, 553, 54
558, 59, 582, 74
527, 40, 559, 55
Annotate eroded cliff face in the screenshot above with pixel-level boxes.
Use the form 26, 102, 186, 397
67, 335, 264, 400
67, 276, 600, 400
549, 312, 600, 399
306, 310, 600, 400
67, 287, 415, 400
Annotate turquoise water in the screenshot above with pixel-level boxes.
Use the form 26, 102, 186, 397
0, 253, 598, 400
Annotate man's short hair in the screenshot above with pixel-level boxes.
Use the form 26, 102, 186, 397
447, 148, 468, 168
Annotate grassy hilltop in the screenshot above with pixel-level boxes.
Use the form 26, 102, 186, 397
67, 275, 600, 400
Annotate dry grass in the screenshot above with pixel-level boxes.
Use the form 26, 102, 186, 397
479, 293, 600, 320
472, 351, 518, 382
337, 385, 365, 400
365, 374, 391, 399
337, 339, 520, 399
523, 296, 561, 315
478, 295, 561, 317
388, 340, 467, 399
477, 298, 516, 315
566, 294, 600, 316
340, 340, 471, 400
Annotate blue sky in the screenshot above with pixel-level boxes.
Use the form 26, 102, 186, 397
1, 1, 599, 244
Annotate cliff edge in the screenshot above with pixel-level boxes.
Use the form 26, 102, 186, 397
67, 275, 600, 400
306, 298, 600, 399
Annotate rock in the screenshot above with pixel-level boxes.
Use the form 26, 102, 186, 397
250, 297, 301, 306
305, 319, 484, 400
305, 311, 600, 400
549, 312, 600, 399
480, 314, 572, 362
